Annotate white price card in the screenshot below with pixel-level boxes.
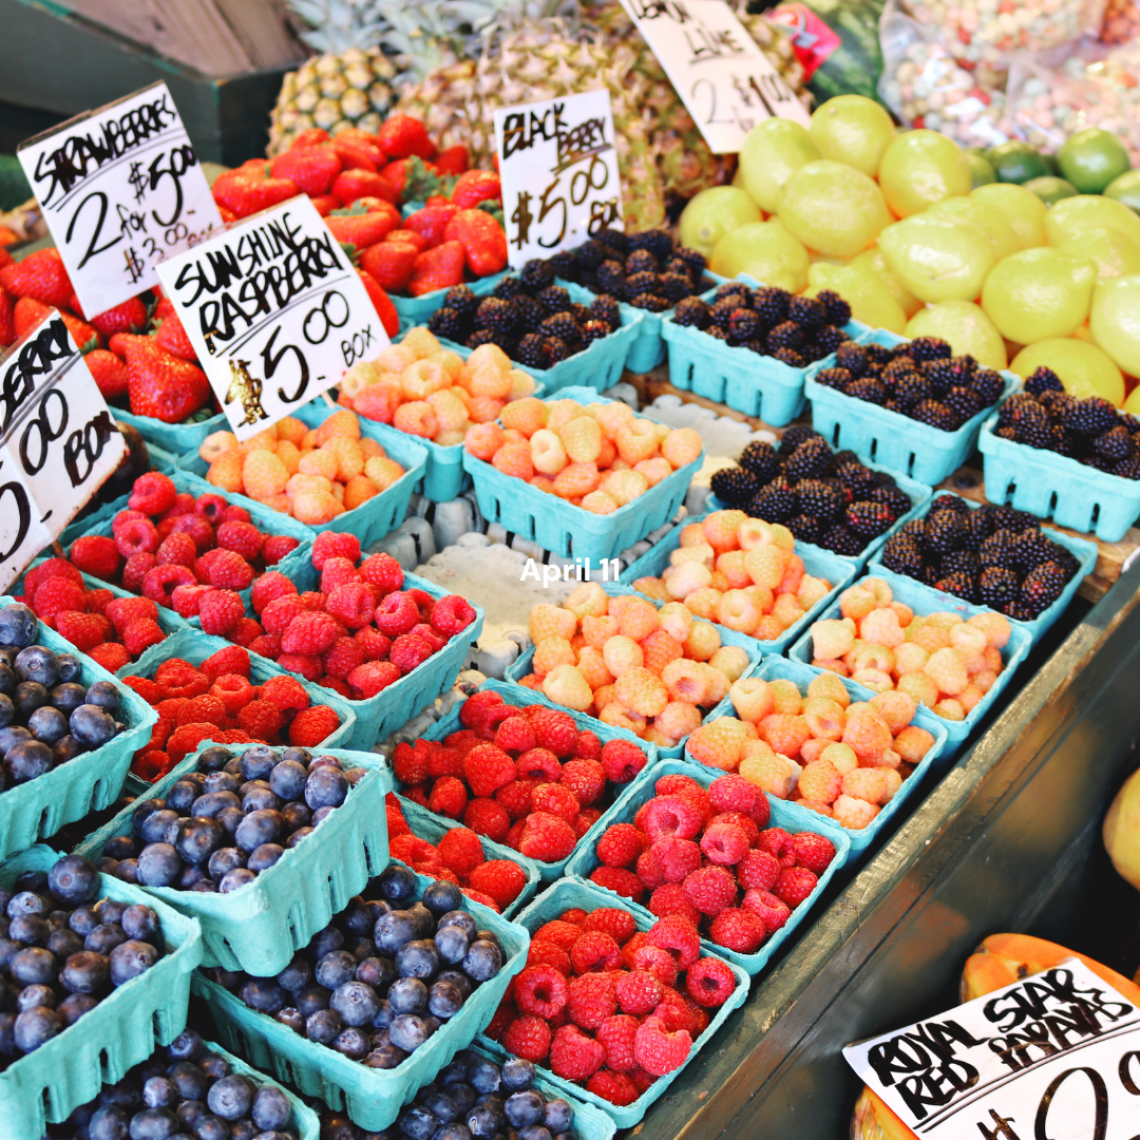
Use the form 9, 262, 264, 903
619, 0, 810, 153
17, 81, 224, 319
0, 311, 128, 592
493, 90, 624, 268
845, 958, 1140, 1139
155, 194, 389, 441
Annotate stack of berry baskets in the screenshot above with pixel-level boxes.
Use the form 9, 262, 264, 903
786, 571, 1033, 756
192, 531, 483, 751
870, 491, 1099, 645
462, 387, 705, 563
661, 276, 868, 425
977, 369, 1140, 543
476, 877, 750, 1128
804, 328, 1021, 485
0, 845, 204, 1140
0, 598, 157, 863
404, 680, 659, 881
504, 584, 765, 764
192, 864, 529, 1134
76, 743, 393, 974
683, 656, 949, 857
564, 758, 850, 974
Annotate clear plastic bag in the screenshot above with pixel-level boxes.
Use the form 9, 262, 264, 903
1101, 0, 1140, 42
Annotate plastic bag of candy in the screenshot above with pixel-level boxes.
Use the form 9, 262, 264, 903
1101, 0, 1140, 42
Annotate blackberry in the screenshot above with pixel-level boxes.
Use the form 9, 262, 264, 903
963, 509, 994, 550
979, 532, 1017, 569
871, 484, 913, 517
673, 297, 711, 329
923, 357, 974, 395
940, 549, 980, 577
945, 385, 985, 422
728, 309, 760, 343
540, 312, 581, 345
707, 326, 730, 341
743, 339, 766, 354
595, 259, 625, 295
739, 440, 781, 481
747, 485, 798, 522
908, 336, 953, 363
628, 228, 673, 262
589, 295, 620, 328
1013, 530, 1058, 572
924, 509, 966, 554
537, 285, 571, 315
997, 392, 1041, 427
865, 343, 893, 367
488, 330, 517, 354
970, 369, 1005, 406
815, 366, 852, 392
570, 301, 593, 325
1013, 416, 1058, 451
754, 287, 790, 325
787, 514, 822, 544
882, 356, 917, 384
710, 298, 740, 330
881, 534, 924, 577
596, 242, 624, 262
835, 342, 869, 378
543, 338, 571, 366
548, 250, 577, 279
996, 426, 1018, 442
1063, 396, 1118, 437
581, 320, 611, 345
847, 376, 888, 405
820, 524, 862, 555
515, 333, 546, 369
931, 493, 970, 514
788, 295, 826, 330
572, 242, 605, 271
1122, 413, 1140, 434
710, 466, 761, 506
624, 271, 660, 300
659, 273, 693, 304
991, 506, 1038, 532
1114, 456, 1140, 480
465, 330, 496, 350
665, 256, 693, 280
513, 293, 544, 334
816, 289, 852, 326
772, 346, 804, 368
443, 285, 479, 319
978, 567, 1020, 611
520, 259, 555, 292
835, 462, 879, 499
912, 400, 961, 431
767, 321, 804, 353
630, 293, 669, 312
1025, 366, 1065, 396
779, 426, 824, 455
895, 372, 931, 408
1020, 561, 1069, 615
492, 276, 526, 300
1084, 455, 1116, 473
898, 517, 926, 542
475, 296, 517, 333
846, 501, 895, 537
935, 572, 979, 604
427, 306, 467, 341
625, 249, 658, 275
595, 227, 629, 253
795, 478, 842, 521
786, 437, 833, 480
715, 283, 751, 306
676, 246, 706, 276
813, 324, 847, 357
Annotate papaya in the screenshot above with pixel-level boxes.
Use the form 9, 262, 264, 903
851, 934, 1140, 1139
1104, 767, 1140, 891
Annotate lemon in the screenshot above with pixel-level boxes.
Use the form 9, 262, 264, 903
1057, 128, 1132, 195
809, 95, 895, 178
1045, 194, 1140, 249
985, 140, 1050, 184
927, 196, 1020, 264
1011, 339, 1125, 405
678, 187, 762, 258
1090, 274, 1140, 378
905, 301, 1007, 370
778, 160, 892, 259
981, 248, 1097, 344
738, 119, 821, 214
970, 183, 1047, 249
805, 262, 908, 333
850, 248, 924, 317
1124, 387, 1140, 415
709, 220, 810, 292
878, 130, 972, 218
1050, 224, 1140, 283
878, 214, 996, 303
1023, 175, 1080, 205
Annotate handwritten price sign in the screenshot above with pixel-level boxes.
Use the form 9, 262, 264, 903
0, 313, 128, 592
845, 958, 1140, 1139
493, 90, 624, 269
619, 0, 809, 154
155, 194, 388, 441
17, 81, 223, 318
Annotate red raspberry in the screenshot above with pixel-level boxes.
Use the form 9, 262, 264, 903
685, 958, 737, 1008
374, 591, 419, 637
32, 576, 87, 620
648, 884, 701, 928
428, 776, 468, 819
612, 971, 659, 1017
122, 618, 165, 657
711, 810, 759, 848
682, 866, 737, 917
531, 783, 579, 825
323, 583, 374, 630
756, 827, 796, 867
175, 694, 227, 728
501, 1015, 551, 1062
85, 589, 114, 615
248, 634, 282, 659
494, 716, 536, 754
459, 690, 505, 728
237, 700, 283, 742
114, 518, 160, 561
216, 520, 263, 562
169, 514, 214, 553
289, 705, 341, 747
201, 645, 251, 682
495, 780, 535, 821
484, 997, 519, 1042
411, 623, 446, 654
156, 659, 208, 696
597, 824, 644, 869
210, 674, 256, 716
515, 965, 569, 1018
636, 849, 665, 892
405, 588, 435, 618
515, 748, 561, 783
700, 821, 750, 866
198, 589, 244, 635
277, 653, 321, 681
262, 535, 299, 565
122, 554, 157, 593
462, 798, 510, 843
347, 660, 400, 698
55, 612, 110, 653
574, 810, 600, 838
709, 907, 767, 954
570, 931, 622, 974
167, 722, 219, 763
128, 472, 177, 515
358, 552, 403, 592
567, 973, 617, 1031
437, 827, 484, 876
774, 866, 818, 909
595, 1011, 642, 1072
321, 636, 364, 680
586, 1070, 638, 1106
647, 837, 701, 884
523, 707, 578, 757
230, 616, 262, 649
581, 908, 636, 946
643, 796, 703, 843
27, 558, 83, 596
634, 1016, 691, 1078
220, 505, 251, 524
734, 850, 778, 893
589, 867, 644, 902
517, 812, 576, 864
652, 989, 698, 1034
791, 832, 836, 874
430, 595, 476, 635
468, 860, 526, 907
169, 585, 207, 619
206, 550, 254, 590
708, 773, 757, 815
353, 626, 390, 661
571, 731, 602, 761
88, 643, 131, 672
250, 572, 297, 615
560, 759, 605, 808
463, 744, 515, 798
160, 492, 195, 519
262, 595, 308, 635
193, 493, 228, 524
312, 531, 361, 569
319, 556, 359, 594
386, 799, 411, 838
123, 674, 165, 704
390, 634, 433, 673
281, 611, 339, 656
646, 914, 701, 969
69, 536, 121, 581
320, 678, 352, 698
258, 675, 310, 715
393, 742, 428, 784
462, 885, 501, 909
160, 533, 201, 570
550, 1025, 606, 1081
527, 941, 572, 976
133, 749, 172, 781
600, 739, 649, 783
533, 920, 582, 952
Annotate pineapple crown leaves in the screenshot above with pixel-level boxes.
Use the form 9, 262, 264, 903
477, 199, 505, 227
287, 0, 396, 53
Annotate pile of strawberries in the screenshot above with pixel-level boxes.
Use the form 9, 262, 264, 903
393, 689, 650, 866
217, 531, 477, 700
486, 904, 738, 1105
385, 795, 529, 913
123, 643, 342, 781
587, 771, 836, 956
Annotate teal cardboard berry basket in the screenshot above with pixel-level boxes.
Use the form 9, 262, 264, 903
0, 598, 157, 863
462, 386, 702, 561
194, 866, 528, 1134
477, 877, 750, 1129
76, 744, 391, 974
564, 757, 850, 975
786, 567, 1033, 757
978, 411, 1140, 543
113, 407, 226, 457
391, 269, 508, 329
0, 844, 203, 1140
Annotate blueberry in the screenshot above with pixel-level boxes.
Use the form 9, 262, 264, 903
280, 802, 311, 831
424, 1091, 459, 1124
122, 903, 160, 942
234, 809, 283, 853
0, 692, 12, 728
438, 1061, 469, 1087
309, 754, 342, 771
356, 956, 395, 991
136, 804, 178, 844
230, 1122, 257, 1140
0, 1010, 14, 1055
177, 817, 228, 867
285, 828, 313, 849
138, 843, 183, 887
50, 681, 88, 715
428, 980, 464, 1019
331, 979, 382, 1027
61, 949, 110, 993
90, 1105, 131, 1140
396, 939, 439, 980
361, 1042, 405, 1069
84, 680, 120, 714
71, 704, 118, 748
193, 1116, 229, 1140
268, 759, 308, 801
389, 1013, 432, 1052
9, 913, 49, 945
10, 946, 55, 984
69, 904, 99, 937
223, 756, 243, 776
219, 868, 256, 893
275, 1008, 305, 1034
13, 682, 49, 722
376, 865, 416, 905
436, 911, 478, 942
475, 930, 501, 951
143, 1076, 179, 1108
163, 779, 197, 813
16, 983, 56, 1011
432, 1126, 473, 1140
207, 1074, 254, 1121
58, 991, 98, 1025
408, 903, 435, 939
470, 1061, 502, 1096
47, 927, 83, 959
109, 939, 159, 984
13, 1004, 61, 1051
46, 854, 99, 908
464, 1105, 499, 1139
217, 807, 244, 837
398, 1105, 437, 1140
198, 1051, 230, 1079
311, 806, 336, 828
305, 766, 349, 811
236, 976, 286, 1014
0, 724, 32, 756
462, 940, 502, 983
434, 925, 470, 966
388, 976, 428, 1014
294, 984, 331, 1018
105, 835, 139, 861
241, 782, 280, 813
247, 843, 284, 873
168, 1061, 210, 1101
518, 1127, 553, 1140
175, 1101, 206, 1131
305, 1008, 343, 1045
332, 1026, 370, 1059
56, 652, 82, 683
310, 925, 345, 958
0, 604, 37, 649
168, 1028, 205, 1061
197, 746, 232, 773
86, 922, 128, 955
422, 881, 464, 918
16, 645, 58, 687
7, 739, 53, 782
202, 770, 240, 795
280, 746, 311, 767
375, 910, 418, 954
52, 732, 85, 766
239, 745, 277, 782
504, 1092, 545, 1128
26, 704, 67, 745
501, 1059, 535, 1092
9, 890, 49, 918
269, 956, 307, 995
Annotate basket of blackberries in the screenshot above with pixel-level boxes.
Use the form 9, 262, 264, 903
194, 863, 526, 1133
708, 428, 933, 564
0, 600, 157, 864
662, 279, 861, 425
426, 265, 643, 393
873, 493, 1097, 637
805, 332, 1019, 485
978, 366, 1140, 543
76, 743, 393, 976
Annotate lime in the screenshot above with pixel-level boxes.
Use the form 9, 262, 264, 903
965, 150, 997, 187
981, 248, 1097, 344
738, 119, 821, 214
878, 214, 996, 303
809, 95, 895, 178
709, 220, 809, 292
1023, 175, 1080, 205
1057, 128, 1132, 195
806, 262, 908, 334
878, 130, 972, 218
985, 141, 1050, 184
778, 160, 892, 258
905, 301, 1007, 370
1089, 273, 1140, 377
970, 183, 1047, 249
1011, 339, 1125, 405
678, 187, 762, 258
850, 248, 924, 317
1105, 169, 1140, 215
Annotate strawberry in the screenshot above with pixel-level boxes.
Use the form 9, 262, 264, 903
293, 128, 332, 147
385, 229, 426, 252
377, 114, 436, 160
0, 286, 13, 348
124, 338, 212, 423
360, 241, 419, 293
331, 137, 379, 173
14, 296, 51, 339
310, 195, 339, 217
452, 170, 501, 210
85, 349, 129, 401
0, 248, 73, 307
0, 248, 13, 270
406, 205, 459, 249
407, 241, 466, 297
331, 169, 398, 208
213, 167, 298, 219
425, 195, 451, 208
324, 205, 400, 249
269, 145, 341, 196
154, 311, 197, 362
109, 332, 153, 357
60, 312, 100, 351
217, 205, 239, 224
435, 146, 469, 176
153, 295, 177, 322
357, 269, 399, 339
444, 209, 508, 277
87, 297, 148, 339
